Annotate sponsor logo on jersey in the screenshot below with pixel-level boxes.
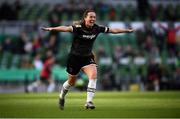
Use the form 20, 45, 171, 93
82, 34, 96, 39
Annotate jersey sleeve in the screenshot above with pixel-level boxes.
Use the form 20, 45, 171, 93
98, 25, 109, 33
71, 25, 81, 33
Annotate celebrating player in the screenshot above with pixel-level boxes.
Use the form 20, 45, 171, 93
42, 9, 134, 110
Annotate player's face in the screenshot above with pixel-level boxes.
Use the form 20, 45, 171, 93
84, 12, 96, 27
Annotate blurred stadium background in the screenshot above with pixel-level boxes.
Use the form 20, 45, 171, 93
0, 0, 180, 93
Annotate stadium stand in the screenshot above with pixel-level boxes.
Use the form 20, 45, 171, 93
0, 0, 180, 92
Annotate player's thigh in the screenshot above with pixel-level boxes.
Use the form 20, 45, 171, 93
82, 64, 97, 79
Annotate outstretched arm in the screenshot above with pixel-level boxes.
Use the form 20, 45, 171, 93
108, 28, 134, 34
41, 26, 73, 32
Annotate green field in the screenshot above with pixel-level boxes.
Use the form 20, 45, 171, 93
0, 91, 180, 118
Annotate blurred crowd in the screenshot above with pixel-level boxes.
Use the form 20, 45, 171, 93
96, 21, 180, 91
0, 0, 179, 22
0, 0, 180, 91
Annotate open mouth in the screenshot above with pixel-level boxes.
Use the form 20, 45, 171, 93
90, 20, 95, 24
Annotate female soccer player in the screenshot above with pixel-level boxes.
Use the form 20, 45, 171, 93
42, 9, 134, 110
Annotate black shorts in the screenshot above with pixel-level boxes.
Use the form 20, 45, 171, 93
40, 76, 49, 83
66, 54, 96, 75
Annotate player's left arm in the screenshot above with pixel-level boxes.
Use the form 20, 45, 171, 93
108, 28, 134, 34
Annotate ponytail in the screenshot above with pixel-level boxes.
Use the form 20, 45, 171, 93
72, 20, 82, 26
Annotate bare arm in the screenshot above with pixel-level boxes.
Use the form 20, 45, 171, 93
41, 26, 73, 32
108, 28, 134, 34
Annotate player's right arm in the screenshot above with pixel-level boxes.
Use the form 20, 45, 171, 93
41, 26, 73, 32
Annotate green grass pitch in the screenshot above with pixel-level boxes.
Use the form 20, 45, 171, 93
0, 91, 180, 118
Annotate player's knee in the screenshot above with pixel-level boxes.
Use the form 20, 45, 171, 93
69, 81, 76, 86
68, 75, 77, 86
88, 72, 97, 79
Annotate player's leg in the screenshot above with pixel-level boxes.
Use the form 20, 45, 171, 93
59, 74, 76, 99
82, 64, 97, 109
59, 74, 77, 110
153, 79, 160, 92
47, 78, 55, 93
27, 80, 41, 92
59, 54, 80, 110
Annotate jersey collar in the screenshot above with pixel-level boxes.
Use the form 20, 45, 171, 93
82, 22, 95, 31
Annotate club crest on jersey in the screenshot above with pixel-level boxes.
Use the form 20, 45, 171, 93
82, 34, 96, 39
